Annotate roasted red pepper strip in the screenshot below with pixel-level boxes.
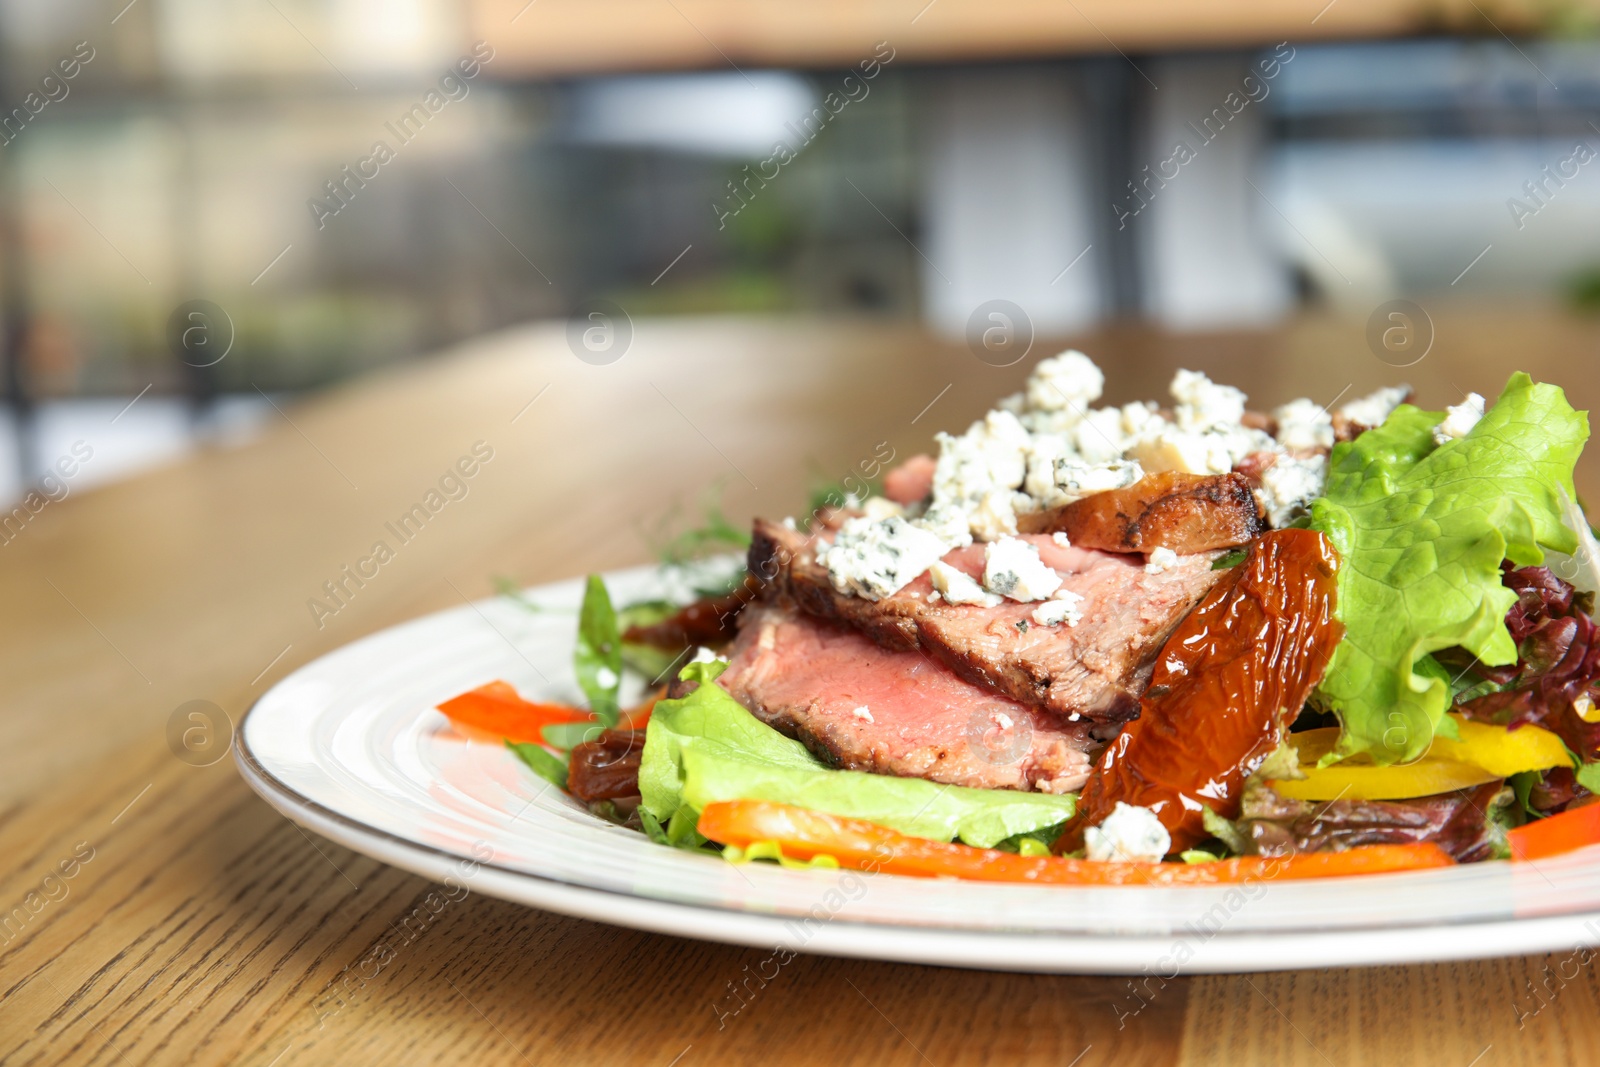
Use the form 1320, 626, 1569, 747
621, 694, 660, 730
1508, 800, 1600, 861
697, 800, 1453, 885
437, 681, 590, 743
1060, 529, 1345, 854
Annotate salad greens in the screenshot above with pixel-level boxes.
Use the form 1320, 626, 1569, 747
573, 575, 623, 729
651, 483, 751, 569
614, 600, 688, 683
1309, 373, 1589, 765
508, 740, 569, 790
638, 661, 1077, 849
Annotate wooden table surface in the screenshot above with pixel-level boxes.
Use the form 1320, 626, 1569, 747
473, 0, 1565, 76
4, 309, 1600, 1066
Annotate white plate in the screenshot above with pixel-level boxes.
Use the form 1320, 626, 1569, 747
236, 564, 1600, 974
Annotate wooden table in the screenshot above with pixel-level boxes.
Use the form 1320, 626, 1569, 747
472, 0, 1569, 76
4, 309, 1599, 1066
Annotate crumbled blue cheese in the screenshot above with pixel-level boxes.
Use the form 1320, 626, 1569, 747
1120, 400, 1164, 440
1144, 547, 1179, 574
862, 496, 905, 521
1023, 433, 1072, 502
1257, 453, 1327, 528
1339, 384, 1410, 429
1042, 458, 1144, 508
1171, 369, 1247, 432
821, 516, 951, 600
1131, 424, 1272, 477
969, 488, 1027, 543
931, 409, 1032, 541
984, 536, 1063, 601
1031, 589, 1084, 627
851, 705, 874, 723
1433, 392, 1486, 445
1085, 802, 1171, 863
1051, 531, 1071, 547
1025, 349, 1104, 415
913, 502, 974, 548
1273, 397, 1334, 451
902, 351, 1362, 593
929, 560, 1001, 607
1069, 407, 1128, 464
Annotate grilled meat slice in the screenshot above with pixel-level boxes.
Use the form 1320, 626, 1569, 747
719, 603, 1100, 793
750, 519, 1226, 724
1016, 471, 1265, 555
883, 453, 936, 506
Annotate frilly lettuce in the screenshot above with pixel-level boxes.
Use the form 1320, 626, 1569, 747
638, 662, 1076, 848
1309, 373, 1588, 764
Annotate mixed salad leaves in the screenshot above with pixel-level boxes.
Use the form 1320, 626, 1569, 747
1308, 374, 1589, 765
638, 661, 1077, 849
438, 371, 1600, 883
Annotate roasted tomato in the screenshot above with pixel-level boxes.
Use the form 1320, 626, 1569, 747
1058, 528, 1344, 854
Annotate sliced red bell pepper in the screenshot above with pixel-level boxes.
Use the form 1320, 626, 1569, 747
697, 800, 1455, 885
437, 681, 591, 744
1508, 800, 1600, 862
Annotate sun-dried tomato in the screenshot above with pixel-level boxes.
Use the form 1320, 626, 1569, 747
1058, 529, 1344, 854
622, 578, 761, 650
567, 729, 647, 802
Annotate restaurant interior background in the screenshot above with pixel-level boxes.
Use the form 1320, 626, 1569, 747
3, 0, 1600, 506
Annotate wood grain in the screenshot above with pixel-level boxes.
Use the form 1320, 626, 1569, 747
468, 0, 1566, 76
1, 309, 1597, 1065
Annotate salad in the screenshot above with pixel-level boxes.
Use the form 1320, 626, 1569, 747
440, 352, 1600, 884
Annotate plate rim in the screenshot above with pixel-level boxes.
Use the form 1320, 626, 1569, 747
235, 736, 1600, 973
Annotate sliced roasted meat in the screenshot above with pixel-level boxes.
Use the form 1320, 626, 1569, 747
1016, 471, 1265, 555
1238, 779, 1509, 863
1232, 450, 1278, 487
1058, 529, 1344, 854
719, 603, 1100, 793
751, 519, 1225, 724
883, 453, 936, 506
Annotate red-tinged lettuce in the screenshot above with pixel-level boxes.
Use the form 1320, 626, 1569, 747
1309, 373, 1588, 764
1236, 779, 1511, 861
1453, 565, 1600, 760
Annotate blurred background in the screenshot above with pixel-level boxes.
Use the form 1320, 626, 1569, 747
4, 0, 1600, 503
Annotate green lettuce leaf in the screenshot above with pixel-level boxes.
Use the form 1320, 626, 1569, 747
1310, 373, 1587, 764
574, 575, 622, 727
638, 662, 1076, 848
616, 599, 686, 683
507, 740, 568, 791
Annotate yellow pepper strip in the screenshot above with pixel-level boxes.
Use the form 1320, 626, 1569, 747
1272, 714, 1571, 801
